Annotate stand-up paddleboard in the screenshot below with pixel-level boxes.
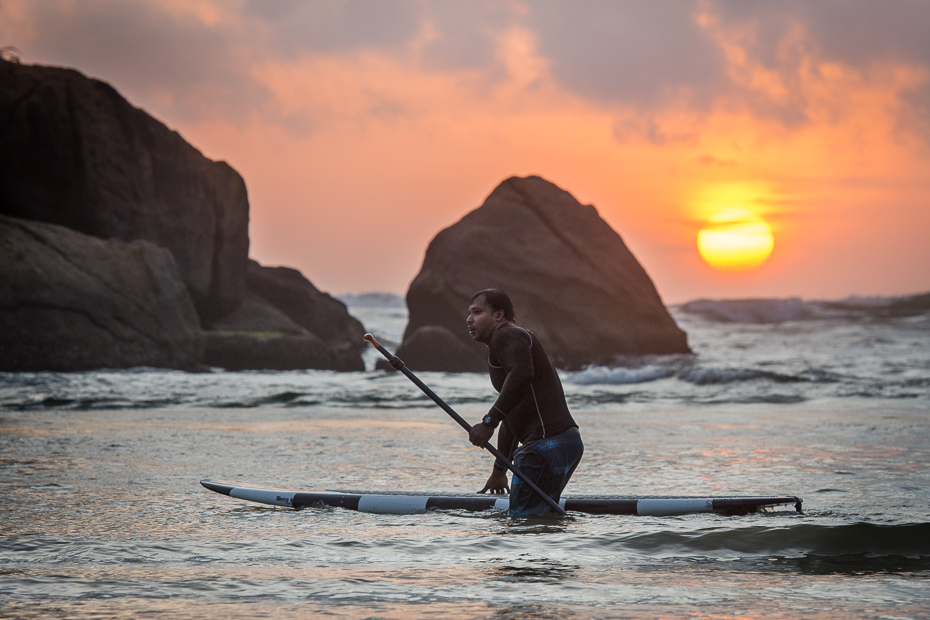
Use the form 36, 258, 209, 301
201, 480, 803, 516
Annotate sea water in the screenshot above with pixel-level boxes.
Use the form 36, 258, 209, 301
1, 300, 928, 619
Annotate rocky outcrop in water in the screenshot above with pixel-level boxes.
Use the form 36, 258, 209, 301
203, 332, 338, 371
245, 260, 364, 356
203, 260, 365, 371
0, 58, 248, 322
0, 59, 365, 372
400, 175, 690, 370
0, 214, 203, 371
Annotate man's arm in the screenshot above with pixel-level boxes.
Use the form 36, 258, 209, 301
477, 420, 516, 494
494, 421, 518, 471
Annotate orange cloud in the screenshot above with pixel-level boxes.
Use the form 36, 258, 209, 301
3, 0, 929, 302
184, 9, 930, 301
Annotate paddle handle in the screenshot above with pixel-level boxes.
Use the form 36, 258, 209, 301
364, 333, 568, 516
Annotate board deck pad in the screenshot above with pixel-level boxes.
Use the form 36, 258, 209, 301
201, 480, 803, 516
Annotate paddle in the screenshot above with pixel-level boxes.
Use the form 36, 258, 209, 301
364, 334, 568, 516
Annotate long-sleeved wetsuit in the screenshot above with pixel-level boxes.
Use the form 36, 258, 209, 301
483, 322, 583, 514
485, 323, 578, 472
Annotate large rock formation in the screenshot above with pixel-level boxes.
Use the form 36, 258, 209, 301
203, 333, 340, 372
245, 260, 365, 353
0, 58, 248, 322
400, 176, 690, 370
0, 214, 203, 371
0, 59, 366, 372
208, 292, 308, 336
202, 260, 366, 371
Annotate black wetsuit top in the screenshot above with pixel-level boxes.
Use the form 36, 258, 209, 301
485, 323, 578, 468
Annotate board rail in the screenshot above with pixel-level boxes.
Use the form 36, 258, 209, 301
201, 480, 803, 516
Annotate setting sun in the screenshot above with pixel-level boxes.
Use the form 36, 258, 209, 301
697, 208, 775, 272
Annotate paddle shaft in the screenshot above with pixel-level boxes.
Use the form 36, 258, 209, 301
364, 334, 567, 516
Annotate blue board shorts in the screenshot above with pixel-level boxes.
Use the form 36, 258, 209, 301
509, 426, 584, 515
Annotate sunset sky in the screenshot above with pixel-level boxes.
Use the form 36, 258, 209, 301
3, 1, 929, 303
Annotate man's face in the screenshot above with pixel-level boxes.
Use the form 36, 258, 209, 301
466, 296, 503, 344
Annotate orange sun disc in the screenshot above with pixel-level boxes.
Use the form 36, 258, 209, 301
697, 208, 774, 272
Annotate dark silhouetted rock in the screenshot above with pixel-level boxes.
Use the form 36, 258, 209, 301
204, 332, 342, 371
207, 293, 307, 335
402, 175, 690, 370
0, 59, 249, 321
0, 214, 203, 371
376, 326, 486, 373
203, 267, 366, 371
0, 59, 367, 373
246, 259, 366, 368
202, 261, 367, 371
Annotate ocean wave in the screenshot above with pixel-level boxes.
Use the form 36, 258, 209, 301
4, 396, 186, 411
682, 394, 809, 405
571, 366, 675, 385
568, 391, 648, 406
596, 521, 930, 570
678, 367, 791, 385
676, 292, 930, 324
214, 392, 323, 408
572, 364, 842, 387
703, 367, 839, 385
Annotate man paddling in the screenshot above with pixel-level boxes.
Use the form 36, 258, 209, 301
466, 289, 584, 515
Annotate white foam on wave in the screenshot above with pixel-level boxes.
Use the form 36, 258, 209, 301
571, 364, 840, 387
677, 367, 779, 385
571, 365, 675, 385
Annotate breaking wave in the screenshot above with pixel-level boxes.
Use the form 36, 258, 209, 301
676, 367, 841, 385
605, 521, 930, 558
676, 293, 930, 324
571, 363, 843, 387
570, 365, 675, 385
589, 522, 930, 574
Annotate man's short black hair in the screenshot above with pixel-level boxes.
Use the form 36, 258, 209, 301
472, 289, 515, 321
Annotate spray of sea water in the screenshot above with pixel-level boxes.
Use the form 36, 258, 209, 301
1, 298, 928, 618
